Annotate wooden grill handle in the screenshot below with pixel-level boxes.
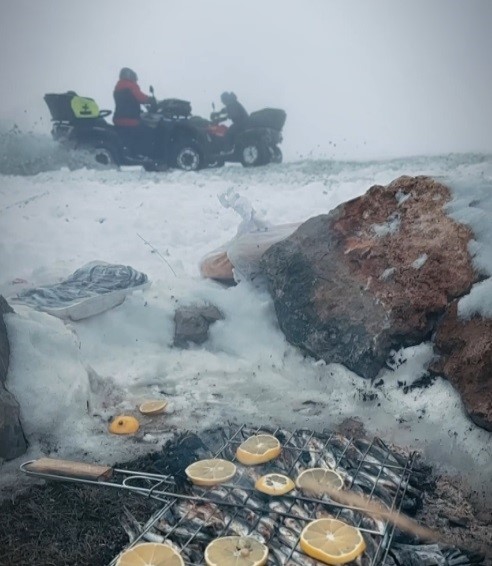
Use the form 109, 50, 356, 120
25, 458, 113, 481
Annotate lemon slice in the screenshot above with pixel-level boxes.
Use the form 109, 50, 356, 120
255, 473, 295, 496
185, 458, 236, 486
205, 536, 268, 566
108, 415, 140, 435
300, 518, 366, 565
116, 542, 184, 565
236, 434, 281, 465
296, 468, 344, 496
138, 399, 168, 415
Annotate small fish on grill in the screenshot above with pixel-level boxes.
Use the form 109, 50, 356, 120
114, 425, 484, 566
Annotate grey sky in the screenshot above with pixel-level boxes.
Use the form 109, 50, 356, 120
1, 0, 491, 159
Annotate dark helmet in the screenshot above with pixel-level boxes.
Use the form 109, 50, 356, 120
119, 67, 138, 82
220, 92, 237, 105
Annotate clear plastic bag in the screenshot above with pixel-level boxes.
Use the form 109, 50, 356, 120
227, 222, 300, 281
200, 189, 301, 282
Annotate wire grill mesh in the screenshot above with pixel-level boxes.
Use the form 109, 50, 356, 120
109, 425, 418, 565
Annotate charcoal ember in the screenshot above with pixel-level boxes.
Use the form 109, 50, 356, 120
400, 495, 423, 516
150, 432, 209, 489
443, 547, 486, 565
388, 543, 485, 566
446, 515, 471, 528
388, 543, 447, 565
475, 509, 492, 525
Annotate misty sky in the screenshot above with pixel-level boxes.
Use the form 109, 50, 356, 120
1, 0, 491, 159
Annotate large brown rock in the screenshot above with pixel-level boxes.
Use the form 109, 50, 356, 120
431, 302, 492, 431
261, 176, 478, 378
0, 296, 27, 460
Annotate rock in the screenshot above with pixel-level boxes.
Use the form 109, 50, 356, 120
0, 387, 27, 460
173, 304, 224, 348
0, 295, 14, 384
0, 296, 27, 460
431, 302, 492, 431
261, 176, 477, 378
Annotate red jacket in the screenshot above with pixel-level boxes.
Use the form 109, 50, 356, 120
113, 79, 151, 126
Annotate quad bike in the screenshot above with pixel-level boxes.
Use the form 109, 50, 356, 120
188, 104, 286, 168
44, 90, 198, 171
44, 90, 286, 171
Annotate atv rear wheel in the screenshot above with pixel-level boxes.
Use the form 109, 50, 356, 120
240, 141, 268, 167
93, 143, 118, 169
174, 144, 202, 171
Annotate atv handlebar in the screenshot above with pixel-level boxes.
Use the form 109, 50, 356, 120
210, 110, 228, 124
147, 98, 158, 112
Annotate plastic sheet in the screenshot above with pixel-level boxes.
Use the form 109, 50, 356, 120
12, 261, 149, 320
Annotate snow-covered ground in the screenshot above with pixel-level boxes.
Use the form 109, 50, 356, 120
0, 143, 491, 503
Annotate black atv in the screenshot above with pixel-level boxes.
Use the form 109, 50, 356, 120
44, 91, 286, 171
44, 91, 202, 171
192, 105, 286, 168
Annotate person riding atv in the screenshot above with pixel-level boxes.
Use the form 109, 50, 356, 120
207, 92, 285, 166
213, 92, 249, 150
113, 67, 157, 159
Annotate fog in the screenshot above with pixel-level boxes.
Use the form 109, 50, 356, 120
1, 0, 491, 159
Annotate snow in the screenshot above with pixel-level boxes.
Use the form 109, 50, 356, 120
372, 213, 401, 237
446, 175, 492, 319
396, 189, 411, 205
0, 144, 491, 503
458, 278, 492, 319
380, 268, 396, 281
411, 253, 428, 270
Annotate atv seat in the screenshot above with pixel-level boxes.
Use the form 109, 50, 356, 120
44, 92, 111, 123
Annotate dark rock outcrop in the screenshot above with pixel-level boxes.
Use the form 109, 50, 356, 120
431, 302, 492, 431
173, 304, 224, 348
0, 295, 13, 384
261, 176, 478, 379
0, 296, 27, 460
0, 387, 27, 460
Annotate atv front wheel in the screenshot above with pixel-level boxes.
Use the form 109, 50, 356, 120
240, 142, 268, 167
269, 145, 283, 164
174, 144, 202, 171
